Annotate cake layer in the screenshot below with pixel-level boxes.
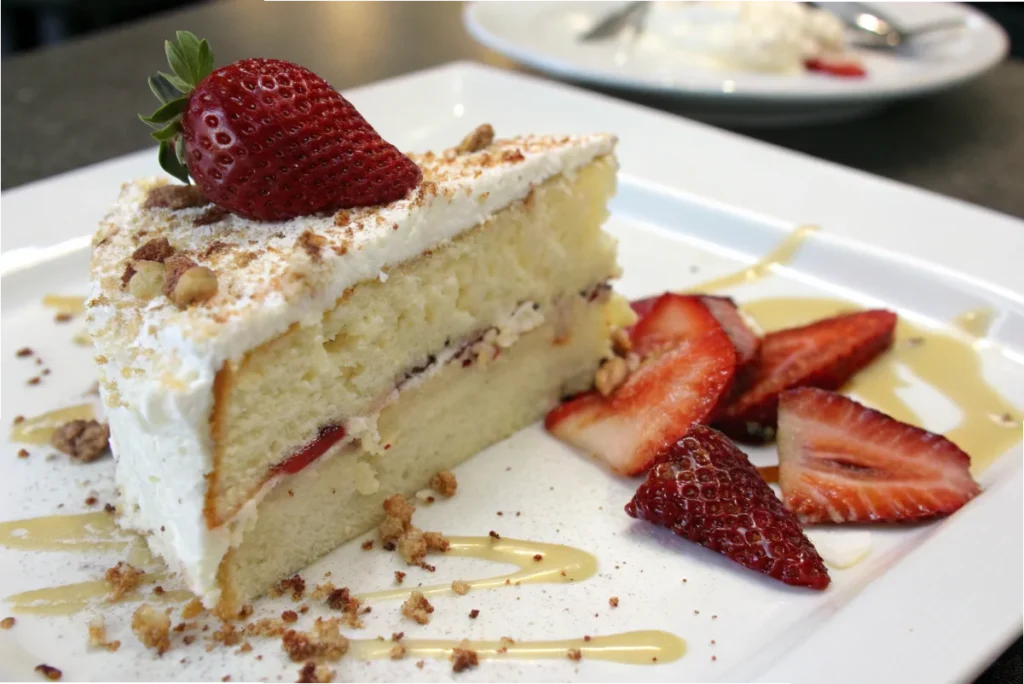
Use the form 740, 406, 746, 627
209, 155, 620, 524
215, 292, 631, 614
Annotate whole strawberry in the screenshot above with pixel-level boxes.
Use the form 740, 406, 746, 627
140, 32, 421, 221
626, 425, 830, 590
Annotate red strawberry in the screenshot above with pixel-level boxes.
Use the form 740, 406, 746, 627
141, 32, 421, 221
715, 309, 896, 443
626, 425, 830, 590
700, 295, 761, 390
805, 57, 867, 78
546, 295, 735, 475
630, 294, 761, 379
777, 388, 980, 523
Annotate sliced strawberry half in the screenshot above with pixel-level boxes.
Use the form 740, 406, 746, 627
626, 425, 830, 590
700, 295, 761, 391
805, 56, 867, 78
777, 388, 980, 524
546, 295, 735, 475
715, 309, 897, 443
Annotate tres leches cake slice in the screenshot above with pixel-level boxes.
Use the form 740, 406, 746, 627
88, 126, 630, 613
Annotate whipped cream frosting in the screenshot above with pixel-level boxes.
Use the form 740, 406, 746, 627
88, 133, 616, 605
640, 1, 846, 73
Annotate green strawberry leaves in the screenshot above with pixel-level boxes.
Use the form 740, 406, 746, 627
141, 30, 216, 184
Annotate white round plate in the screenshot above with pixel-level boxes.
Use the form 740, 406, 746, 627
463, 1, 1009, 126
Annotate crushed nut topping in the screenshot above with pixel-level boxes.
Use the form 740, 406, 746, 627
131, 237, 175, 263
129, 260, 167, 300
430, 470, 458, 497
143, 185, 207, 210
611, 328, 632, 356
456, 123, 495, 154
594, 356, 629, 397
88, 616, 121, 652
296, 662, 334, 683
282, 618, 349, 662
132, 603, 171, 655
34, 665, 62, 681
401, 592, 434, 625
451, 646, 479, 673
168, 263, 218, 309
105, 561, 144, 601
51, 420, 109, 462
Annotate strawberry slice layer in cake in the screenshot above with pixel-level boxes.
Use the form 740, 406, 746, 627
86, 33, 634, 616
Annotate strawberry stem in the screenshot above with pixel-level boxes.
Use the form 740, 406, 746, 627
140, 30, 215, 185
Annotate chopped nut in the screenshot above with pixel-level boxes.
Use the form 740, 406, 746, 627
451, 580, 471, 596
131, 237, 175, 263
144, 185, 207, 210
132, 603, 171, 654
457, 123, 494, 154
0, 617, 14, 629
168, 263, 218, 309
181, 598, 204, 619
595, 356, 629, 396
88, 616, 121, 652
430, 470, 458, 497
296, 662, 334, 683
282, 618, 349, 662
611, 328, 632, 355
51, 420, 109, 462
34, 665, 62, 681
451, 647, 479, 673
401, 592, 434, 625
129, 260, 167, 300
105, 562, 144, 601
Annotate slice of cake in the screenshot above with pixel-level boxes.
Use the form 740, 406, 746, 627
87, 130, 633, 615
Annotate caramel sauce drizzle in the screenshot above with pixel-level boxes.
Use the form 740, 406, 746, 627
687, 228, 1021, 475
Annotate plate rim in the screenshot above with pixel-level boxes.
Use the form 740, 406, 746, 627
462, 1, 1010, 103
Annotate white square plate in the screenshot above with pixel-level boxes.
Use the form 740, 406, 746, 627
1, 62, 1021, 683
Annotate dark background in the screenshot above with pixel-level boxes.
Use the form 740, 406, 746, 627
1, 1, 1019, 59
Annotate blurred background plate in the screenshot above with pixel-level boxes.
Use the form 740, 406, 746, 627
463, 1, 1009, 126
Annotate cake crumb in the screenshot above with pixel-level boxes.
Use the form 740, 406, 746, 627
105, 562, 144, 601
238, 604, 254, 620
533, 554, 543, 562
131, 236, 175, 262
324, 588, 363, 628
389, 644, 406, 660
391, 632, 404, 642
394, 571, 406, 585
489, 530, 501, 540
282, 611, 298, 624
609, 596, 619, 608
456, 123, 495, 154
275, 575, 306, 601
1, 617, 14, 629
16, 347, 33, 358
282, 618, 349, 662
212, 622, 241, 647
88, 616, 121, 652
567, 648, 582, 661
423, 531, 449, 552
468, 609, 479, 619
181, 598, 204, 619
17, 449, 29, 459
401, 592, 434, 625
296, 661, 334, 683
451, 580, 471, 596
34, 665, 62, 681
51, 420, 109, 462
132, 603, 171, 654
451, 647, 478, 673
416, 660, 425, 669
361, 540, 373, 551
244, 618, 287, 639
430, 470, 458, 497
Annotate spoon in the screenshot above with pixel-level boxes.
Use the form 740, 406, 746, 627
578, 1, 650, 43
814, 2, 966, 50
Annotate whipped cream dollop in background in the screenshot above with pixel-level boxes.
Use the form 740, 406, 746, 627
638, 1, 847, 73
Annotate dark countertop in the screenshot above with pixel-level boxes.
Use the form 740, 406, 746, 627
1, 1, 1021, 681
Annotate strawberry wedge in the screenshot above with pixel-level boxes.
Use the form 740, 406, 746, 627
715, 309, 897, 443
777, 388, 980, 524
547, 294, 735, 475
627, 425, 830, 590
